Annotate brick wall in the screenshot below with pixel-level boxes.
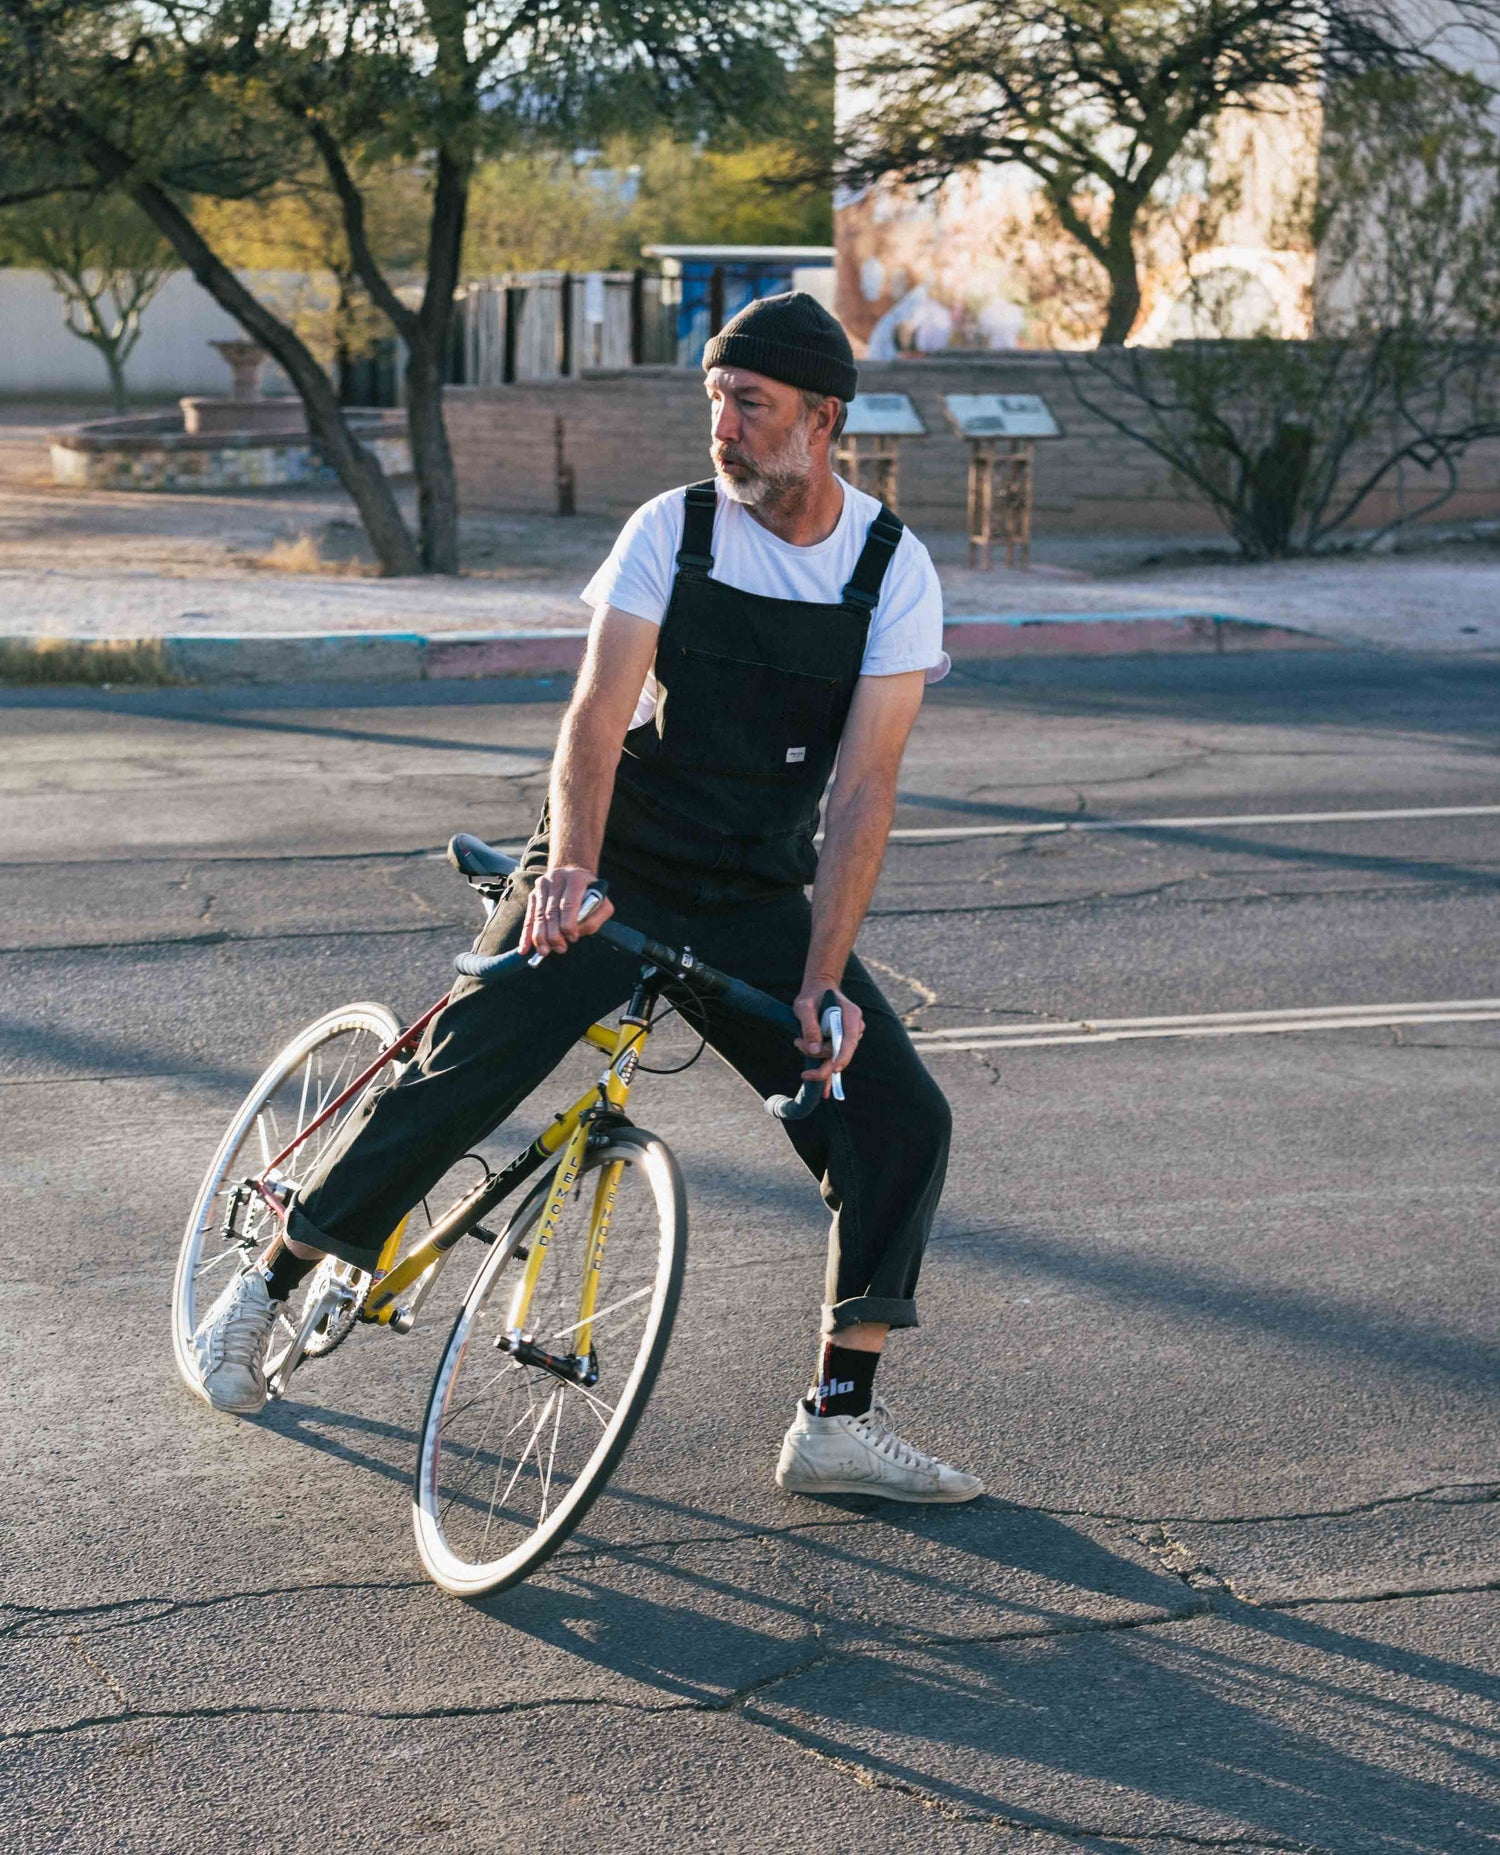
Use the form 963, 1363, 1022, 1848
446, 353, 1500, 536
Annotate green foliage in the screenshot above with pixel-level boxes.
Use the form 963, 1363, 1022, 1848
0, 0, 824, 572
1315, 68, 1500, 343
194, 169, 431, 367
840, 0, 1438, 345
463, 135, 832, 275
1068, 69, 1500, 556
625, 136, 833, 249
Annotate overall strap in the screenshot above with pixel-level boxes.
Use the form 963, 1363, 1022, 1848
675, 480, 719, 578
841, 505, 904, 618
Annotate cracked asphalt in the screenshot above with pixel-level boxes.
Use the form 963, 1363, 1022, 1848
3, 649, 1499, 1853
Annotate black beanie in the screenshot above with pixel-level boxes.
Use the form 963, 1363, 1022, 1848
702, 291, 857, 401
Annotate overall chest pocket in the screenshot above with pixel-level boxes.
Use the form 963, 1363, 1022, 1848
657, 645, 842, 779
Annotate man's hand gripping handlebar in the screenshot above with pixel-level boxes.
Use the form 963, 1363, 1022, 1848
447, 841, 846, 1124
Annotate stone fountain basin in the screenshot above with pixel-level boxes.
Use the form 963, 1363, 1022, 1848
49, 404, 410, 492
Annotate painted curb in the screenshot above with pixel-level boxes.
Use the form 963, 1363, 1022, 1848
0, 611, 1341, 686
942, 612, 1338, 658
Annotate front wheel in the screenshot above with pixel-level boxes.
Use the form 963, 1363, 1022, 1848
413, 1125, 686, 1596
171, 1001, 405, 1402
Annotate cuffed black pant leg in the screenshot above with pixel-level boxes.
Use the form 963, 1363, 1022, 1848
679, 894, 952, 1334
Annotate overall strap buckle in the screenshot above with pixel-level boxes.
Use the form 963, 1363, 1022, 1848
675, 480, 719, 576
841, 505, 904, 617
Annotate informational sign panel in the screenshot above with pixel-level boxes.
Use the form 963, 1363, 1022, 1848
843, 392, 926, 437
944, 394, 1062, 440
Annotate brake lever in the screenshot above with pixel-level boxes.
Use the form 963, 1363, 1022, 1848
527, 882, 608, 967
820, 989, 845, 1103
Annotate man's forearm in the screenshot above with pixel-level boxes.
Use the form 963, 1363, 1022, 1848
805, 778, 896, 986
549, 704, 623, 871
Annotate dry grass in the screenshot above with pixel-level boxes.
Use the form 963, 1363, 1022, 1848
256, 526, 380, 577
0, 638, 185, 685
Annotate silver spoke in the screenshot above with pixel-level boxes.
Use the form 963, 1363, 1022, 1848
563, 1379, 616, 1428
317, 1046, 356, 1122
296, 1055, 314, 1138
441, 1393, 541, 1519
563, 1387, 615, 1424
441, 1352, 532, 1506
484, 1390, 555, 1552
539, 1391, 567, 1521
547, 1285, 651, 1343
442, 1356, 522, 1427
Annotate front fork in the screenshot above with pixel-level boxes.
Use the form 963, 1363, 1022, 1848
501, 987, 650, 1384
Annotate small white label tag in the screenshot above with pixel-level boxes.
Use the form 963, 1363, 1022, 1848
786, 746, 807, 764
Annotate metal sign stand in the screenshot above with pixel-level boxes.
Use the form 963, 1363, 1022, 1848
836, 431, 903, 510
964, 438, 1034, 570
835, 393, 926, 514
945, 395, 1062, 571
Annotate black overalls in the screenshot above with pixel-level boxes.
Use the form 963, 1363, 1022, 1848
604, 479, 903, 899
290, 483, 953, 1335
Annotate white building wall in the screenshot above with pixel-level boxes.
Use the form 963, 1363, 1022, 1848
0, 269, 305, 398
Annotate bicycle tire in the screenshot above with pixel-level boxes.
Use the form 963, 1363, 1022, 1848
413, 1125, 686, 1596
171, 1001, 403, 1403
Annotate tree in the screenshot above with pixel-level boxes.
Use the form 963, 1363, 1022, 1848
196, 169, 430, 401
1065, 69, 1500, 555
623, 134, 834, 250
0, 1, 806, 575
461, 132, 833, 276
0, 188, 174, 410
836, 0, 1484, 346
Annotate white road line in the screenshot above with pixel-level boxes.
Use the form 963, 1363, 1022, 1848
885, 802, 1500, 843
439, 803, 1500, 865
910, 999, 1500, 1053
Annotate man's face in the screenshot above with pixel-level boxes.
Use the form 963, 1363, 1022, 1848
706, 366, 819, 507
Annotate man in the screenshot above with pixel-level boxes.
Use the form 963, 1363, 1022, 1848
194, 291, 981, 1504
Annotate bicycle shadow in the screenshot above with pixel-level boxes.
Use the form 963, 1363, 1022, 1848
250, 1400, 1500, 1848
480, 1490, 1192, 1695
492, 1497, 1500, 1851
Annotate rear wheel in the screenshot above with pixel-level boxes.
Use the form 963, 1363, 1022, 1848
172, 1003, 405, 1402
413, 1125, 685, 1596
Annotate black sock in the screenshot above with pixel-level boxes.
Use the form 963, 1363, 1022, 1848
803, 1340, 879, 1419
262, 1246, 318, 1303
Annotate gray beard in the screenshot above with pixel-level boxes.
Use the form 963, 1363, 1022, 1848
714, 420, 815, 509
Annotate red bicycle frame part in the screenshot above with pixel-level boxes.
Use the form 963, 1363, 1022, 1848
248, 995, 450, 1225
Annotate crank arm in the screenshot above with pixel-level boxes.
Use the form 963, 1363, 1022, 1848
265, 1282, 353, 1399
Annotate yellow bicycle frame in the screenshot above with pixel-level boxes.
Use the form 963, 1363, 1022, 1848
361, 1012, 648, 1332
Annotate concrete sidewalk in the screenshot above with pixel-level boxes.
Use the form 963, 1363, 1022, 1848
2, 479, 1498, 680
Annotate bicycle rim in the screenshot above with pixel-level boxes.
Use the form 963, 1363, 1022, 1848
171, 1002, 403, 1399
413, 1126, 685, 1596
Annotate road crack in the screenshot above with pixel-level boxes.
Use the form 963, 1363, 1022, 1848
867, 875, 1500, 922
66, 1635, 131, 1713
0, 919, 469, 958
1040, 1476, 1500, 1529
733, 1716, 1320, 1851
860, 954, 939, 1026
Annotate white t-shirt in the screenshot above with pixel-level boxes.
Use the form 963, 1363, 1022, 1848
581, 477, 950, 730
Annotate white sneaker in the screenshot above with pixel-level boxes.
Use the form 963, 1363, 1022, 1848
192, 1269, 280, 1415
776, 1398, 983, 1504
